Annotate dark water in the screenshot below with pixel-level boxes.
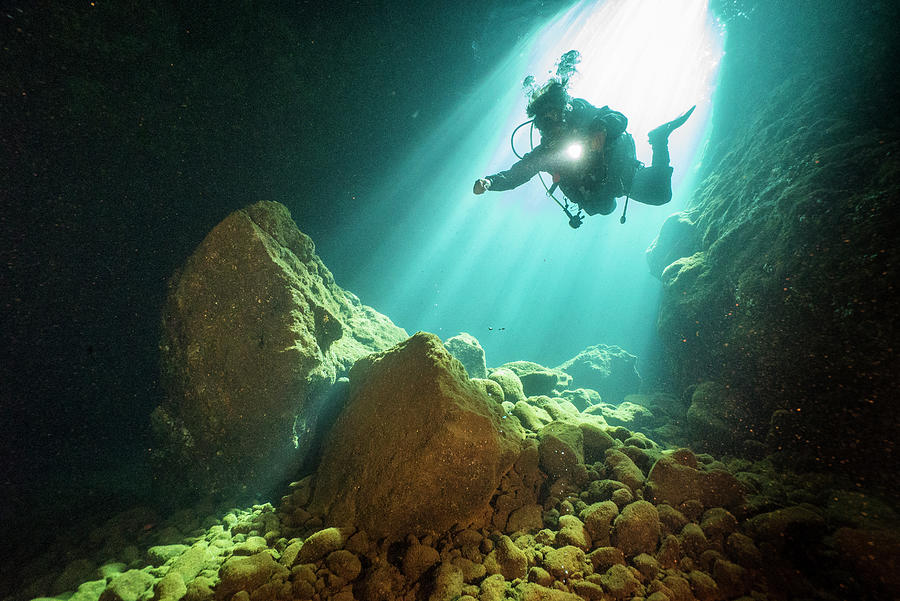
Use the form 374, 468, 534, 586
1, 0, 897, 596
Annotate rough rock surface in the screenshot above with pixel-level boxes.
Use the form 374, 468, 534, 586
686, 381, 753, 452
654, 2, 900, 481
499, 361, 572, 397
646, 211, 700, 280
645, 451, 745, 510
556, 345, 642, 403
153, 201, 407, 495
444, 332, 488, 379
309, 332, 524, 539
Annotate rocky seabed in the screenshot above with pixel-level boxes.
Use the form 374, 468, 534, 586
11, 389, 897, 601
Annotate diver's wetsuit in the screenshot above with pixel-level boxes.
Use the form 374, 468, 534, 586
485, 99, 674, 215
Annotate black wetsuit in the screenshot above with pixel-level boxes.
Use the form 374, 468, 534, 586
486, 99, 673, 215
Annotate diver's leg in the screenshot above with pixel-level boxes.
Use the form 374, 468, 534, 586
629, 165, 673, 206
630, 105, 695, 206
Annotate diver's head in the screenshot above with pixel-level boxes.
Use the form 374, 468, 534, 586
527, 81, 570, 135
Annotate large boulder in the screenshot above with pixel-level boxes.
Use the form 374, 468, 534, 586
644, 450, 746, 510
499, 361, 572, 397
153, 201, 407, 496
556, 345, 641, 403
444, 332, 487, 379
309, 332, 524, 540
646, 211, 700, 280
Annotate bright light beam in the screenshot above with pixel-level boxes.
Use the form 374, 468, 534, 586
338, 0, 724, 368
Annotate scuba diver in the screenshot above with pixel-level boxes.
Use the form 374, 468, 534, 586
473, 53, 695, 228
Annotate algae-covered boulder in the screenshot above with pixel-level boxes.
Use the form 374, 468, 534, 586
309, 332, 523, 540
644, 450, 745, 510
499, 361, 571, 397
537, 421, 584, 480
153, 201, 407, 495
646, 211, 700, 280
556, 345, 642, 403
444, 332, 487, 379
686, 381, 753, 453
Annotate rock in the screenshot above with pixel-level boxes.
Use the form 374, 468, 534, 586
587, 547, 625, 573
700, 508, 738, 545
579, 423, 617, 464
428, 562, 464, 601
151, 572, 186, 601
687, 569, 719, 601
646, 211, 699, 280
744, 505, 826, 551
537, 421, 584, 480
686, 381, 752, 452
632, 553, 660, 582
657, 504, 689, 537
52, 558, 96, 594
479, 573, 508, 601
599, 564, 642, 599
680, 523, 708, 559
154, 201, 406, 495
488, 368, 527, 404
232, 537, 268, 556
359, 560, 405, 601
557, 388, 602, 411
184, 576, 215, 601
99, 569, 156, 601
596, 401, 655, 430
654, 53, 900, 485
147, 544, 189, 567
506, 504, 544, 533
451, 556, 486, 583
557, 515, 591, 550
500, 361, 571, 396
556, 345, 642, 403
645, 453, 746, 510
297, 527, 354, 564
712, 558, 750, 598
725, 532, 762, 569
581, 501, 618, 546
612, 501, 660, 558
326, 550, 362, 581
472, 378, 505, 403
515, 582, 583, 601
402, 544, 440, 582
831, 527, 900, 593
216, 552, 288, 601
309, 332, 522, 539
170, 543, 213, 581
513, 400, 552, 432
485, 535, 528, 580
444, 333, 487, 379
603, 448, 645, 493
542, 546, 587, 580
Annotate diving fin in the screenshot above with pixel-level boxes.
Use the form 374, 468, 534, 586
648, 105, 696, 146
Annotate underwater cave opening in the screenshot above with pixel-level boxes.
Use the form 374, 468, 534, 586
327, 0, 724, 378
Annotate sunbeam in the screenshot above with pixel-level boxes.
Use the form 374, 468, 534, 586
343, 0, 724, 369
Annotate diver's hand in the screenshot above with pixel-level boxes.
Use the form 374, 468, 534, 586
473, 178, 491, 195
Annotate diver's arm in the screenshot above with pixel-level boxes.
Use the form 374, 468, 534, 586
481, 148, 546, 192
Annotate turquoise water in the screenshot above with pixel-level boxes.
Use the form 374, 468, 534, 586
324, 0, 723, 371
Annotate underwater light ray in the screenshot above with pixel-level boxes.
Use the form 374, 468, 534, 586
333, 0, 723, 366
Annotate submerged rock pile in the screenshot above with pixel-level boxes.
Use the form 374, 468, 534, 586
16, 335, 899, 601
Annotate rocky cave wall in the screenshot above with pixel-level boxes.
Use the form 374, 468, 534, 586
650, 1, 900, 484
